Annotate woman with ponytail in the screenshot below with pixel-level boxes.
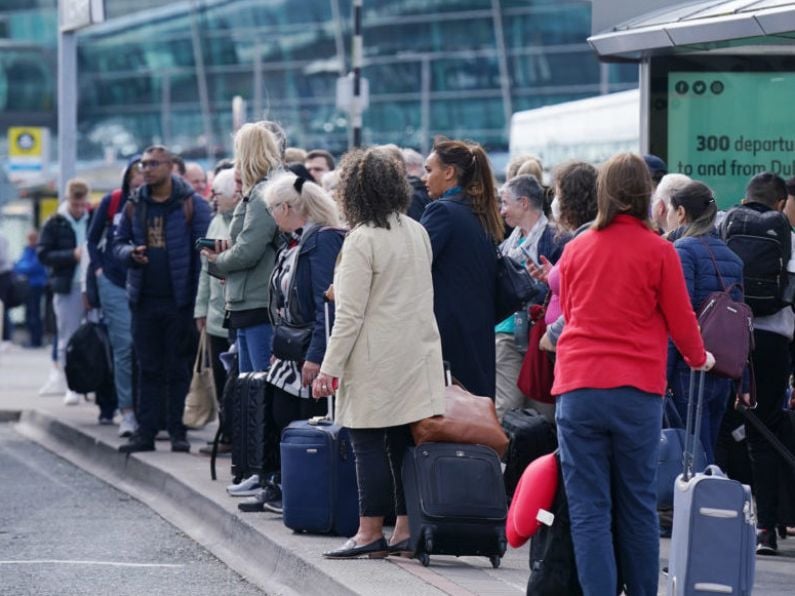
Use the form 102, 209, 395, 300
420, 137, 503, 398
667, 180, 746, 462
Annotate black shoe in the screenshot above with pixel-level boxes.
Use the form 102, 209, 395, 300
387, 538, 412, 557
238, 483, 281, 513
756, 528, 778, 555
777, 524, 788, 540
170, 437, 190, 453
118, 434, 155, 453
323, 537, 388, 559
263, 498, 283, 514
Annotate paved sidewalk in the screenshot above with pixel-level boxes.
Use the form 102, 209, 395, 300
2, 346, 794, 595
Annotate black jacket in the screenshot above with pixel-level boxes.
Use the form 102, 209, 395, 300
37, 211, 92, 294
406, 176, 431, 222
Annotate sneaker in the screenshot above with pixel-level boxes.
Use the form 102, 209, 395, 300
263, 498, 283, 514
118, 434, 155, 453
39, 367, 66, 396
98, 415, 114, 425
118, 412, 138, 438
227, 474, 261, 497
238, 483, 281, 513
155, 430, 170, 441
170, 437, 190, 453
756, 528, 778, 555
63, 390, 81, 406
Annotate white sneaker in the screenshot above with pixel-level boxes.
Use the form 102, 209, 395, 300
226, 474, 261, 497
63, 390, 81, 406
118, 412, 138, 438
39, 367, 67, 396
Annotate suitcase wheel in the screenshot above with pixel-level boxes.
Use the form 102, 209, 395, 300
490, 555, 501, 569
418, 552, 430, 567
423, 528, 434, 553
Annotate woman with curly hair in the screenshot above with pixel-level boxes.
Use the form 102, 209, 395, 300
420, 137, 503, 398
313, 147, 445, 559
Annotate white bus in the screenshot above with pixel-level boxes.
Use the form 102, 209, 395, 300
509, 89, 640, 170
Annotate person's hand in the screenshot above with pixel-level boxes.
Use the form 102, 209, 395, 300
214, 239, 230, 253
131, 245, 148, 265
195, 317, 206, 332
312, 372, 336, 399
735, 392, 754, 410
95, 267, 103, 277
81, 292, 91, 312
73, 246, 82, 262
697, 351, 716, 372
539, 331, 555, 352
527, 255, 552, 283
302, 361, 321, 388
324, 284, 335, 302
201, 248, 218, 263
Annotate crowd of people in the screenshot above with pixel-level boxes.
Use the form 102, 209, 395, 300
1, 120, 795, 589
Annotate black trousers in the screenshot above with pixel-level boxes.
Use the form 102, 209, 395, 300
748, 329, 792, 529
348, 425, 413, 518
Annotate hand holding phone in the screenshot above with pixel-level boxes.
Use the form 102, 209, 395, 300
131, 245, 148, 265
195, 238, 218, 251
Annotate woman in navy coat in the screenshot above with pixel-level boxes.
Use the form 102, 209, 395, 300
420, 138, 504, 398
666, 181, 745, 463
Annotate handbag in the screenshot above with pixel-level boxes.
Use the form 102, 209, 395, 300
182, 329, 218, 429
494, 247, 544, 322
410, 384, 509, 458
516, 303, 555, 404
272, 322, 313, 362
697, 240, 754, 380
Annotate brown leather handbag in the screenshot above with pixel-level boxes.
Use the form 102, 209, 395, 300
410, 385, 509, 458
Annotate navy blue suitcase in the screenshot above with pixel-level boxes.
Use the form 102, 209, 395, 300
402, 442, 508, 568
280, 396, 359, 537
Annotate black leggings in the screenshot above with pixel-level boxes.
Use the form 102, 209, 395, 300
348, 425, 413, 517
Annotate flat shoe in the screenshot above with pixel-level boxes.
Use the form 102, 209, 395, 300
387, 538, 412, 557
323, 537, 388, 559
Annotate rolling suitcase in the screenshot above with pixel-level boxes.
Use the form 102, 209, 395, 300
279, 299, 359, 537
230, 371, 278, 483
502, 408, 557, 497
402, 442, 508, 568
667, 371, 756, 596
280, 394, 359, 536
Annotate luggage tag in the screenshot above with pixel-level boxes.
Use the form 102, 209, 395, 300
731, 424, 746, 442
536, 508, 555, 527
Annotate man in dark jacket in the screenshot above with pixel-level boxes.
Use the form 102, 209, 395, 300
113, 145, 211, 453
37, 178, 92, 405
87, 156, 143, 438
402, 148, 431, 221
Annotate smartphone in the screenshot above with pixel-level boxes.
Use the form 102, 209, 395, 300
195, 238, 217, 250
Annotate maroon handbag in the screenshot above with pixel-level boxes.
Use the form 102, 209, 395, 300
697, 240, 754, 380
516, 304, 555, 404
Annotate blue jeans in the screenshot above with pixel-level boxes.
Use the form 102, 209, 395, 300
556, 387, 662, 596
236, 323, 272, 373
669, 366, 730, 465
97, 274, 134, 411
131, 298, 195, 440
24, 285, 44, 347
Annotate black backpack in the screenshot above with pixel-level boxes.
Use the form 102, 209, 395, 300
64, 321, 113, 394
721, 205, 792, 317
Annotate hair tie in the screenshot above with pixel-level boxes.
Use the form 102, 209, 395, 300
293, 176, 306, 194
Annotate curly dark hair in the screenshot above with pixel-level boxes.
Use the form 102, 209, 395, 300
554, 160, 598, 231
337, 147, 411, 229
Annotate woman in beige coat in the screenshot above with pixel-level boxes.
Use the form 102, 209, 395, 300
313, 147, 445, 559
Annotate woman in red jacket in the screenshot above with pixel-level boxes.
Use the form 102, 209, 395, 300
553, 153, 714, 596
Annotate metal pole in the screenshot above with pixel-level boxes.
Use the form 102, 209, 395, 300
639, 59, 650, 155
490, 0, 513, 140
57, 28, 77, 198
188, 0, 215, 160
351, 0, 363, 148
253, 40, 263, 120
420, 56, 431, 156
161, 70, 172, 146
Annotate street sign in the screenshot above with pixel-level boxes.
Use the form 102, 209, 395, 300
60, 0, 105, 32
336, 74, 370, 112
7, 127, 50, 181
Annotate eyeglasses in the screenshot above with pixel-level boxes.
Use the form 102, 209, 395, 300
267, 202, 287, 215
138, 159, 169, 170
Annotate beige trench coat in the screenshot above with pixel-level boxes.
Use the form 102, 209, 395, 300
320, 213, 445, 429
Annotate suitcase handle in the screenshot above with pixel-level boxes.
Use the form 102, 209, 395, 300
322, 297, 335, 423
683, 370, 706, 481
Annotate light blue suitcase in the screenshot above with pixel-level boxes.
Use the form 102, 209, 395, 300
667, 371, 756, 596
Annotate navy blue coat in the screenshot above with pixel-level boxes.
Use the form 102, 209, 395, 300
281, 227, 345, 365
667, 230, 744, 376
420, 193, 497, 398
112, 176, 211, 308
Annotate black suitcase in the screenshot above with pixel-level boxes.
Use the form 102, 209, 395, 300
230, 372, 279, 483
502, 408, 558, 497
402, 442, 508, 568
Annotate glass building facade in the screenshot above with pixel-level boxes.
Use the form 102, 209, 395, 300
0, 0, 637, 162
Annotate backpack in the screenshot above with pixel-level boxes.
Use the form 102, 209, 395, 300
64, 321, 113, 394
107, 188, 123, 223
721, 205, 792, 316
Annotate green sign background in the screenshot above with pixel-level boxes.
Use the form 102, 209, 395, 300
668, 71, 795, 209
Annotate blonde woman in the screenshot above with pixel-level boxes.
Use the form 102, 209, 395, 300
203, 121, 281, 373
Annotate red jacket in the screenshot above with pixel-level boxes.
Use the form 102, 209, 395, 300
553, 215, 706, 397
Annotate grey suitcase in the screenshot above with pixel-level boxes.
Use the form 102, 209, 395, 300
667, 371, 756, 596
